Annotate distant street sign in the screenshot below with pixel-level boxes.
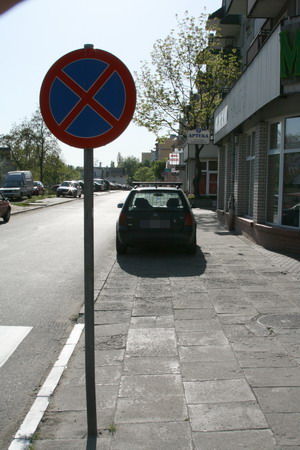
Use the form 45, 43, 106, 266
187, 128, 210, 145
40, 47, 136, 148
169, 152, 180, 165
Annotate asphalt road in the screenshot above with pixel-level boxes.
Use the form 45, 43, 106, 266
0, 191, 127, 448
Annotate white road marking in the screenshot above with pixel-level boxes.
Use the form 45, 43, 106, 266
0, 326, 32, 368
9, 323, 85, 450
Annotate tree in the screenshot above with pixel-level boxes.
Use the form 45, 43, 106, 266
134, 12, 240, 196
0, 109, 80, 186
133, 166, 155, 182
152, 159, 167, 181
117, 155, 140, 183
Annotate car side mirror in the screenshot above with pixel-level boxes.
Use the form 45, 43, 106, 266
117, 203, 123, 208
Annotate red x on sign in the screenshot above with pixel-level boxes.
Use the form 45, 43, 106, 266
40, 47, 136, 148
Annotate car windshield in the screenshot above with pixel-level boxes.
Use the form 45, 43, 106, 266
61, 182, 72, 187
128, 191, 184, 210
4, 181, 20, 187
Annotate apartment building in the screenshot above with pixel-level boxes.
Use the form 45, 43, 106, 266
210, 0, 300, 255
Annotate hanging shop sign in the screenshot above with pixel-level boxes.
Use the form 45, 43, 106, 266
187, 128, 210, 145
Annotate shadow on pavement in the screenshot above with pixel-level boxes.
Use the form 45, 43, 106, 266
117, 246, 207, 278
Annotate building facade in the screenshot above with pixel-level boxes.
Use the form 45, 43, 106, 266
210, 0, 300, 255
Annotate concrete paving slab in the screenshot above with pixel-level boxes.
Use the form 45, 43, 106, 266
175, 319, 223, 332
254, 387, 300, 412
94, 323, 129, 336
109, 422, 193, 450
130, 315, 174, 328
192, 430, 276, 449
115, 396, 188, 424
95, 334, 127, 351
177, 330, 228, 346
123, 356, 180, 375
94, 310, 131, 324
244, 367, 300, 387
179, 345, 236, 362
126, 328, 177, 357
34, 438, 110, 449
184, 378, 255, 404
59, 364, 122, 386
231, 337, 287, 353
174, 308, 216, 320
132, 297, 173, 316
181, 360, 243, 381
236, 351, 297, 368
119, 374, 184, 399
172, 295, 211, 309
48, 384, 119, 411
266, 413, 300, 447
94, 300, 133, 310
189, 402, 268, 432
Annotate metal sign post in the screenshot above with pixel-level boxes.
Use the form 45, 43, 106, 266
40, 44, 136, 440
84, 147, 97, 436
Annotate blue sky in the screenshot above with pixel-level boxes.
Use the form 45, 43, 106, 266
0, 0, 221, 168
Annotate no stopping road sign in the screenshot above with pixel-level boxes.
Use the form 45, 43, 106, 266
40, 47, 136, 148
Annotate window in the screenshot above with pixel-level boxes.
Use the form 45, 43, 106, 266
269, 122, 281, 150
266, 154, 280, 223
246, 132, 255, 217
266, 118, 300, 228
282, 152, 300, 227
199, 160, 218, 196
285, 117, 300, 149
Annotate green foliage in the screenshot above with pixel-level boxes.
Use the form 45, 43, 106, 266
0, 109, 81, 187
133, 166, 155, 182
134, 12, 240, 137
152, 159, 167, 180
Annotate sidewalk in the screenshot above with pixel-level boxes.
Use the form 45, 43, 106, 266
11, 210, 300, 449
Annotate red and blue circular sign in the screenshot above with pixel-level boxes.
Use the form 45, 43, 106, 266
40, 47, 136, 148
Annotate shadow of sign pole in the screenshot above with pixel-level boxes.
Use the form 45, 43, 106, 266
84, 147, 97, 436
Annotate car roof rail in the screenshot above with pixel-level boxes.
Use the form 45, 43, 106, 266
132, 181, 182, 189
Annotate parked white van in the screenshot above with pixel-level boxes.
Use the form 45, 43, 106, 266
0, 171, 34, 200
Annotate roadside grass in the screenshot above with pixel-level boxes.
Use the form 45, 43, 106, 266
12, 194, 55, 207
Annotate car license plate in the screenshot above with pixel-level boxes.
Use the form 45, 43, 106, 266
140, 220, 170, 229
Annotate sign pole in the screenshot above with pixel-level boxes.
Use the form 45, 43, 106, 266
84, 147, 97, 436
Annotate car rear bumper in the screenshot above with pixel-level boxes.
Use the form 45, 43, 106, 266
117, 228, 196, 248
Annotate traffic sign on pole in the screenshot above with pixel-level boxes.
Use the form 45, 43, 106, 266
40, 46, 136, 148
40, 45, 136, 439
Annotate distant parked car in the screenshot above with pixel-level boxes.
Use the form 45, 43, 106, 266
93, 181, 105, 192
0, 192, 11, 223
33, 181, 45, 196
56, 181, 82, 198
51, 183, 61, 193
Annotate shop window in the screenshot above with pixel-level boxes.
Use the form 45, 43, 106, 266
246, 132, 255, 217
282, 152, 300, 227
269, 122, 281, 150
285, 117, 300, 149
266, 153, 280, 223
199, 160, 218, 196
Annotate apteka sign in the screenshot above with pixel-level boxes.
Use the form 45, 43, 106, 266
187, 128, 210, 145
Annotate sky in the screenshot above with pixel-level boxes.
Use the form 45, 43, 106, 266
0, 0, 221, 168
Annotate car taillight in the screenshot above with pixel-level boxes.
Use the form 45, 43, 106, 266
184, 212, 193, 226
119, 212, 127, 225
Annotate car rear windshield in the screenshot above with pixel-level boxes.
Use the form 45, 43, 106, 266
128, 191, 185, 210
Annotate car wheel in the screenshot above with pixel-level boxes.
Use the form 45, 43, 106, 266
56, 193, 60, 197
79, 193, 82, 198
116, 236, 127, 254
3, 209, 11, 223
186, 237, 197, 254
73, 191, 77, 198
